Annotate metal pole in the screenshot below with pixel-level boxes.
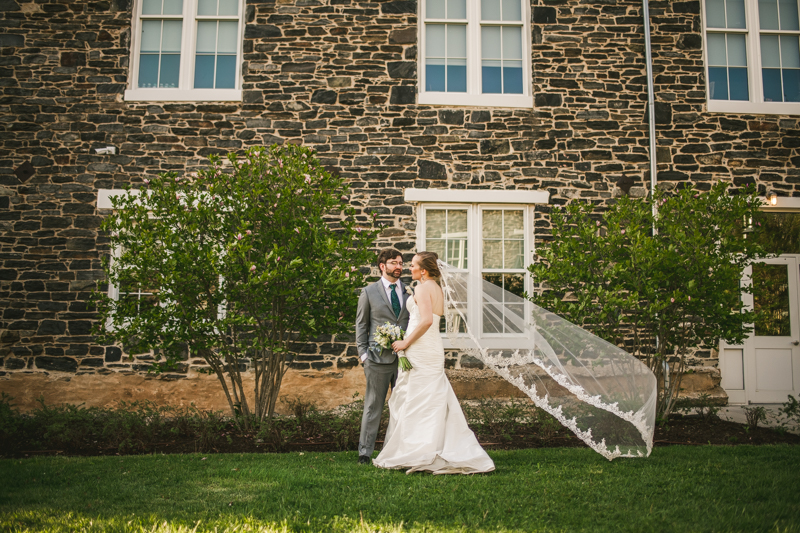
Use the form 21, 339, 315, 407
643, 0, 658, 220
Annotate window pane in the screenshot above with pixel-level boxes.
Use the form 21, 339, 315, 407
196, 20, 217, 53
162, 20, 183, 52
709, 66, 730, 99
160, 53, 180, 87
427, 239, 446, 262
219, 0, 238, 16
447, 239, 468, 268
427, 0, 446, 19
482, 302, 503, 334
195, 54, 215, 88
427, 24, 446, 57
727, 33, 747, 66
483, 210, 502, 238
760, 0, 781, 29
448, 24, 466, 58
447, 0, 466, 19
447, 59, 467, 92
781, 34, 800, 67
482, 26, 502, 59
506, 304, 524, 333
708, 33, 727, 65
482, 240, 502, 269
503, 26, 522, 60
163, 0, 182, 15
481, 0, 501, 20
753, 263, 790, 337
763, 68, 784, 100
142, 0, 162, 15
729, 67, 750, 99
426, 210, 446, 239
482, 61, 502, 93
504, 274, 525, 298
783, 69, 800, 101
215, 54, 236, 88
761, 34, 782, 67
707, 0, 727, 27
504, 210, 523, 239
447, 209, 467, 236
198, 0, 217, 15
779, 0, 800, 30
141, 20, 162, 52
138, 54, 160, 87
426, 60, 446, 91
504, 239, 524, 269
218, 21, 238, 53
503, 63, 523, 93
727, 0, 746, 28
502, 0, 521, 21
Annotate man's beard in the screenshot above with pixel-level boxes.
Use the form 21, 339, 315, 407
388, 268, 402, 279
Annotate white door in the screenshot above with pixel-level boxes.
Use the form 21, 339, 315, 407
744, 256, 800, 403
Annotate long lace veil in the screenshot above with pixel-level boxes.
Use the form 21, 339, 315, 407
437, 260, 657, 460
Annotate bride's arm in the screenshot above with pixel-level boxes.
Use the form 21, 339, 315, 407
391, 283, 434, 352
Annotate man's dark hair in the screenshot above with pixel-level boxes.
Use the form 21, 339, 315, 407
377, 248, 402, 267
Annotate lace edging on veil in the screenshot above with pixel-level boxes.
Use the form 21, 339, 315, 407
437, 259, 657, 460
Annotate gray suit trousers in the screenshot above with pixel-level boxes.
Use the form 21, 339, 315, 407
358, 359, 397, 457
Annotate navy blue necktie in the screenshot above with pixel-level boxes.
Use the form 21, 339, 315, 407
390, 284, 401, 317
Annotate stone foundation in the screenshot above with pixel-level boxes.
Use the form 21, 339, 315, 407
0, 365, 727, 414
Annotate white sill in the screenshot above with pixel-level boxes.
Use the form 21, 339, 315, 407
124, 88, 242, 102
419, 91, 533, 108
707, 99, 800, 115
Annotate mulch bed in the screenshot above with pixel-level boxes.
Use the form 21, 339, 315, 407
5, 414, 799, 458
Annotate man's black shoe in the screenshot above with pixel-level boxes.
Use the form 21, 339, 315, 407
358, 455, 370, 465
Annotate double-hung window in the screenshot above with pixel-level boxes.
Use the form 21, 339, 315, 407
126, 0, 244, 102
419, 0, 533, 108
407, 189, 550, 347
703, 0, 800, 114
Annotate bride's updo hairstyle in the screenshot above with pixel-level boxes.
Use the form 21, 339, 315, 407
416, 251, 442, 284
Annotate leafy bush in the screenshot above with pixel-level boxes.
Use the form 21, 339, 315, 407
529, 184, 767, 419
743, 406, 768, 429
94, 145, 379, 429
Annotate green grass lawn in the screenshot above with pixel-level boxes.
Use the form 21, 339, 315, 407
1, 446, 798, 532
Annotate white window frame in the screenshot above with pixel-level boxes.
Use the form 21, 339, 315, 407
417, 0, 534, 108
125, 0, 244, 102
407, 188, 550, 347
702, 0, 800, 115
97, 189, 226, 330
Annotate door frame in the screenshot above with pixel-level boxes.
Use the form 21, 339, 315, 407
721, 253, 800, 404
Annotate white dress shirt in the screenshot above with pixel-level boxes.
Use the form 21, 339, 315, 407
361, 277, 403, 362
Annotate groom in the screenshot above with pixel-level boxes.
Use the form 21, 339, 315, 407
355, 248, 410, 464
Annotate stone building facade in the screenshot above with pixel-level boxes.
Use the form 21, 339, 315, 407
1, 0, 798, 411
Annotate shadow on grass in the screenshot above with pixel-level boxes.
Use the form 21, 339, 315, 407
1, 446, 799, 532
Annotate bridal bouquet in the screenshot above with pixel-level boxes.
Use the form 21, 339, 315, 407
374, 322, 413, 371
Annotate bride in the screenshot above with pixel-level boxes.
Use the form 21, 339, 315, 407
374, 251, 494, 474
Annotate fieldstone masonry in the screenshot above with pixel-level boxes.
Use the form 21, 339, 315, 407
1, 0, 798, 408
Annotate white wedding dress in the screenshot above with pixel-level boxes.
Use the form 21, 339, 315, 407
373, 296, 495, 474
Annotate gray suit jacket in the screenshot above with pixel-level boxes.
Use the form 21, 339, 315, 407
356, 279, 411, 364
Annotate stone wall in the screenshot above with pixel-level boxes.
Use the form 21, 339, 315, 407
1, 0, 798, 407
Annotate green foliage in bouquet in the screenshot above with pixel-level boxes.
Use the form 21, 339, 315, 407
529, 183, 768, 419
93, 145, 379, 428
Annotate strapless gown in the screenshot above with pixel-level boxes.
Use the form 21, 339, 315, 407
373, 296, 495, 474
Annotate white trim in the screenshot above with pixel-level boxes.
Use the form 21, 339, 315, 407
418, 92, 533, 108
405, 188, 550, 204
701, 0, 800, 116
124, 88, 242, 101
759, 196, 800, 211
417, 0, 533, 109
97, 188, 137, 210
708, 99, 800, 115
